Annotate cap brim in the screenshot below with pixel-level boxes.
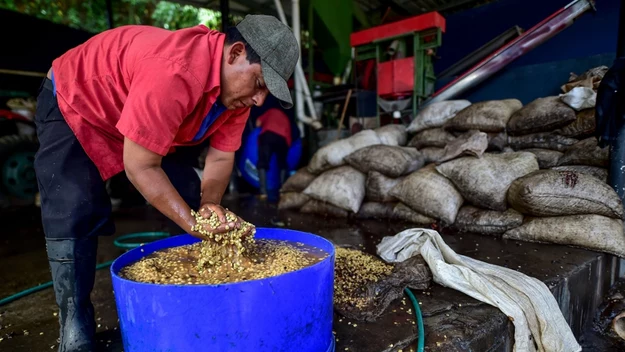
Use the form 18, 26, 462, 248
261, 61, 293, 109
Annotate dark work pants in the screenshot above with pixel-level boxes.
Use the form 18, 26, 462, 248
609, 125, 625, 203
34, 78, 201, 240
257, 131, 288, 170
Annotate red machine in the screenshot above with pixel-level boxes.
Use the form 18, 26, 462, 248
350, 12, 446, 118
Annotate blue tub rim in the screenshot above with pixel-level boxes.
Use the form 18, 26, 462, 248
110, 227, 336, 288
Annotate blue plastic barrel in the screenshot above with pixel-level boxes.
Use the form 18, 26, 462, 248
110, 228, 335, 352
237, 127, 302, 190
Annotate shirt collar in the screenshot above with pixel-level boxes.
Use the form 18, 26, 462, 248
204, 30, 225, 95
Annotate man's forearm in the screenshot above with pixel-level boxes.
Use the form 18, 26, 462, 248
127, 166, 196, 233
200, 176, 229, 205
201, 148, 235, 205
200, 161, 233, 205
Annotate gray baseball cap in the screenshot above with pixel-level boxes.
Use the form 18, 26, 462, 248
236, 15, 299, 109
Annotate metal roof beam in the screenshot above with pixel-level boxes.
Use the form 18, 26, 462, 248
436, 0, 489, 13
378, 0, 412, 16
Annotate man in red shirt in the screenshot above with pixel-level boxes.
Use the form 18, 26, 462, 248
33, 15, 298, 351
256, 107, 292, 199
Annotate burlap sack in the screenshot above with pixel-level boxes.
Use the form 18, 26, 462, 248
507, 96, 576, 135
445, 99, 522, 132
407, 100, 471, 133
365, 171, 402, 203
345, 145, 424, 178
503, 215, 625, 258
557, 137, 609, 168
390, 165, 464, 223
523, 149, 563, 169
508, 133, 578, 152
308, 130, 381, 174
303, 166, 366, 213
553, 109, 596, 138
278, 192, 310, 210
408, 128, 456, 148
507, 169, 623, 219
435, 152, 539, 211
280, 168, 316, 193
453, 206, 523, 235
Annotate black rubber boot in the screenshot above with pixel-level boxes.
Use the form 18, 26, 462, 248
279, 169, 288, 187
46, 237, 98, 352
258, 168, 268, 199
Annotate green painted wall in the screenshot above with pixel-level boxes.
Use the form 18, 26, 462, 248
311, 0, 355, 76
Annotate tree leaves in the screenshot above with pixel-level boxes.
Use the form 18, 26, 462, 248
0, 0, 229, 33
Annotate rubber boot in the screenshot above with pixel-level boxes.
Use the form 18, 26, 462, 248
279, 169, 288, 187
258, 168, 268, 200
46, 237, 98, 352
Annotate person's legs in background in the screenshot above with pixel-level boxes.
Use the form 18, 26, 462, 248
257, 132, 273, 200
34, 78, 115, 352
274, 137, 289, 189
257, 131, 290, 201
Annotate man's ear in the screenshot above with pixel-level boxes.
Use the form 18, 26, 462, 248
227, 42, 246, 65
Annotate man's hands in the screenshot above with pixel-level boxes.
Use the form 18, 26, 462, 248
191, 147, 256, 240
191, 203, 255, 240
197, 203, 240, 233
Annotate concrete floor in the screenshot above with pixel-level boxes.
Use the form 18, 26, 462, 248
1, 196, 624, 351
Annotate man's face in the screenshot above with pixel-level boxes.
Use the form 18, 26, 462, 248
221, 42, 270, 110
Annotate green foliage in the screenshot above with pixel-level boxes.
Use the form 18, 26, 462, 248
152, 1, 218, 30
0, 0, 228, 33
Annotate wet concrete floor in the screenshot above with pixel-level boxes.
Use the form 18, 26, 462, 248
0, 196, 623, 351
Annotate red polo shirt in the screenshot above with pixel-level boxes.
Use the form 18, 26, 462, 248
257, 108, 292, 147
51, 24, 250, 180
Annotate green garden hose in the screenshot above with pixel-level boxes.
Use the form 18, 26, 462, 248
0, 260, 115, 306
112, 231, 170, 249
404, 288, 425, 352
0, 232, 170, 307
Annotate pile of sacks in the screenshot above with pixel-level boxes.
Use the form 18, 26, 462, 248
279, 66, 625, 258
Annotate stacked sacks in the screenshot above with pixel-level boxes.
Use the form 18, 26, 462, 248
296, 127, 389, 217
506, 169, 625, 257
359, 171, 435, 224
506, 96, 579, 158
407, 99, 522, 166
277, 122, 438, 224
346, 146, 435, 222
307, 129, 382, 174
278, 168, 316, 211
389, 164, 463, 224
553, 137, 609, 182
394, 98, 508, 225
444, 99, 522, 153
549, 66, 608, 181
406, 100, 472, 163
302, 166, 366, 217
279, 125, 426, 220
434, 152, 538, 233
506, 67, 609, 181
277, 65, 625, 258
